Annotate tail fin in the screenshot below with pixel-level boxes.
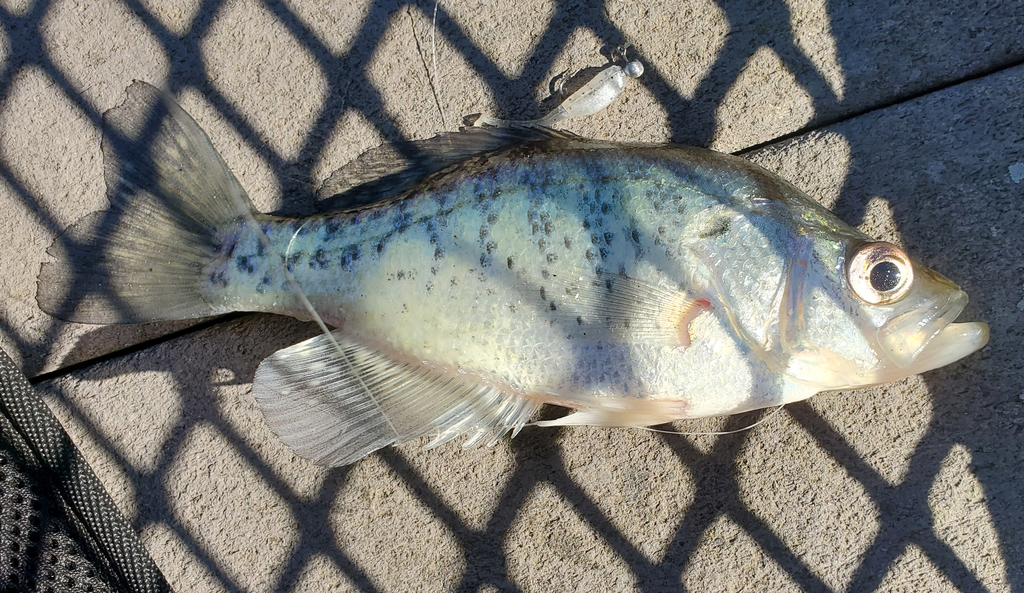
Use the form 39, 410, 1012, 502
37, 81, 255, 323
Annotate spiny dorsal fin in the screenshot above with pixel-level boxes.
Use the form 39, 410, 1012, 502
316, 126, 586, 211
252, 331, 544, 466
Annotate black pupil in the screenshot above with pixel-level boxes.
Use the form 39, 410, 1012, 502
870, 261, 902, 292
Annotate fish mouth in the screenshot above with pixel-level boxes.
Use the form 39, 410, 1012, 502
876, 288, 989, 374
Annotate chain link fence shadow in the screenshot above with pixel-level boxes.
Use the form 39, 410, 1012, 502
2, 0, 1022, 591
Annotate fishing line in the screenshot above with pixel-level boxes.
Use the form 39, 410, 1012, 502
523, 405, 784, 435
431, 0, 440, 100
636, 405, 785, 436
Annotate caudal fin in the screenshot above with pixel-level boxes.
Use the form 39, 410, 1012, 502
37, 81, 255, 323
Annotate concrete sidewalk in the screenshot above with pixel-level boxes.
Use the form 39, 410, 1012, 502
1, 0, 1022, 591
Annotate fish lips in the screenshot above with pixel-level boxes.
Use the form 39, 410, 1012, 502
875, 288, 989, 374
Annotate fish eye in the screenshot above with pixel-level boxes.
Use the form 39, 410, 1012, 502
847, 242, 914, 304
870, 261, 901, 292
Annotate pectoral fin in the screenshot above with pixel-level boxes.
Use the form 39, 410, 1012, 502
545, 275, 711, 347
252, 332, 542, 466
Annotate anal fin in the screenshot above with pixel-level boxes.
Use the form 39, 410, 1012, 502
252, 332, 542, 466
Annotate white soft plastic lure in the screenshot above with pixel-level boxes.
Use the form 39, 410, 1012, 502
38, 75, 987, 466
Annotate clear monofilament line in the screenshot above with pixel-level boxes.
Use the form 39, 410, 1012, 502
635, 405, 785, 436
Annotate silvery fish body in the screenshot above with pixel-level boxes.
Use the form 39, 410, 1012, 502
213, 144, 863, 419
37, 82, 988, 466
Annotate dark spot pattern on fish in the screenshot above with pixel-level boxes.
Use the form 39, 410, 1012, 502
310, 248, 328, 269
506, 256, 515, 270
235, 256, 255, 274
628, 226, 644, 259
254, 274, 270, 294
371, 210, 420, 257
434, 247, 445, 260
540, 212, 553, 235
339, 245, 361, 269
426, 220, 441, 245
208, 270, 229, 288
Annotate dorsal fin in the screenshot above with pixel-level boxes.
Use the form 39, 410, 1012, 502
251, 331, 545, 466
316, 126, 585, 211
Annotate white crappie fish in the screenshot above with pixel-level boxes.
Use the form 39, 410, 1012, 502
38, 82, 988, 466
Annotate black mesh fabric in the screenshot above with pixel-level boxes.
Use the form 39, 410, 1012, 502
0, 348, 173, 593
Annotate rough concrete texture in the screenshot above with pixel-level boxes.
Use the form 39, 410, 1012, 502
1, 0, 1022, 591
